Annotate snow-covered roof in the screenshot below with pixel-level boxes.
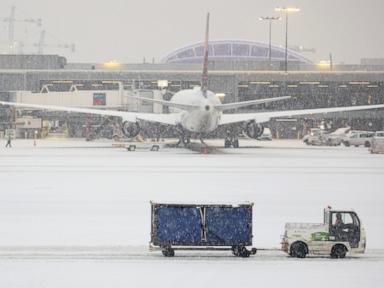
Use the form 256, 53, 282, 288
161, 40, 313, 64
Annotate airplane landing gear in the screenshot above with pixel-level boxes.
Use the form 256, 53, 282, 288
176, 135, 191, 147
224, 136, 239, 148
224, 128, 240, 148
233, 138, 239, 148
176, 125, 191, 147
199, 134, 207, 146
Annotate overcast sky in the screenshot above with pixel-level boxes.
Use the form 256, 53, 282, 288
0, 0, 383, 64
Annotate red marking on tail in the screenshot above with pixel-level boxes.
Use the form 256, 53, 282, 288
201, 13, 210, 97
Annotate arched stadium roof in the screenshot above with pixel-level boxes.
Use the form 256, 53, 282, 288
161, 40, 312, 64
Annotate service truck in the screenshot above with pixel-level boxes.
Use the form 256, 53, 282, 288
370, 131, 384, 153
281, 207, 366, 258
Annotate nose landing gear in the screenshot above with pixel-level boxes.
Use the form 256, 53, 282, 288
176, 125, 191, 147
224, 136, 239, 148
224, 128, 240, 148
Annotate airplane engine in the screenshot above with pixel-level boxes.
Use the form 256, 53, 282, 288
122, 121, 140, 138
244, 121, 264, 139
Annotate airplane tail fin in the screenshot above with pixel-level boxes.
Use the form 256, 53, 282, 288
201, 12, 210, 98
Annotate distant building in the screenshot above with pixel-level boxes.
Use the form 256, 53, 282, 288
161, 40, 312, 64
0, 55, 66, 70
360, 58, 384, 66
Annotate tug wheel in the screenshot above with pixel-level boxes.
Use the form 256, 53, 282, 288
331, 244, 347, 259
290, 242, 308, 258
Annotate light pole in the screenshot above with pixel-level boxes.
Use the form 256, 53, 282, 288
259, 16, 281, 66
275, 7, 300, 73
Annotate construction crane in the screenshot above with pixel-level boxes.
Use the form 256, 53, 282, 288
35, 30, 75, 54
1, 6, 42, 53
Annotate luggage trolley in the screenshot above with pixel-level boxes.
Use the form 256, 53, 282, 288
150, 202, 257, 257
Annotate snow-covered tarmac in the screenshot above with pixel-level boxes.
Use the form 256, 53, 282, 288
0, 139, 383, 287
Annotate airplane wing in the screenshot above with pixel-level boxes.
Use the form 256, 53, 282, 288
0, 101, 180, 126
219, 104, 384, 125
214, 96, 291, 111
133, 95, 291, 112
137, 113, 180, 125
130, 96, 200, 111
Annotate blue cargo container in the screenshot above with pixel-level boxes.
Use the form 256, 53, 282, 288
150, 202, 256, 257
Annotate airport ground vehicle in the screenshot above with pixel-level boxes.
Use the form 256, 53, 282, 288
323, 127, 351, 146
150, 202, 256, 257
303, 127, 350, 146
258, 127, 272, 141
343, 131, 375, 147
303, 128, 323, 145
281, 207, 366, 258
370, 131, 384, 153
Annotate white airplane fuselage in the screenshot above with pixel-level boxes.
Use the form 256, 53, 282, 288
169, 88, 222, 133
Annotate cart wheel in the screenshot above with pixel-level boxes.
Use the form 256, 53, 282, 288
231, 246, 240, 256
127, 145, 136, 151
331, 244, 347, 259
239, 248, 251, 258
162, 247, 175, 257
232, 246, 250, 258
151, 145, 160, 151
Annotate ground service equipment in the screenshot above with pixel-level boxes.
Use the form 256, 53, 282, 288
370, 131, 384, 153
281, 207, 366, 258
150, 202, 257, 257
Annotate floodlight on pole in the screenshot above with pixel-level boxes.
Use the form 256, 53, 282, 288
259, 16, 281, 66
274, 7, 300, 73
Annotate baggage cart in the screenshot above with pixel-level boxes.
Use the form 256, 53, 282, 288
150, 202, 257, 257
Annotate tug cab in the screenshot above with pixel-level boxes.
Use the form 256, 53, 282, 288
325, 209, 361, 249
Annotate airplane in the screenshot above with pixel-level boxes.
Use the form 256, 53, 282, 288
1, 13, 384, 148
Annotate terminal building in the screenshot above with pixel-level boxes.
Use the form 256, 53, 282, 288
0, 40, 383, 139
